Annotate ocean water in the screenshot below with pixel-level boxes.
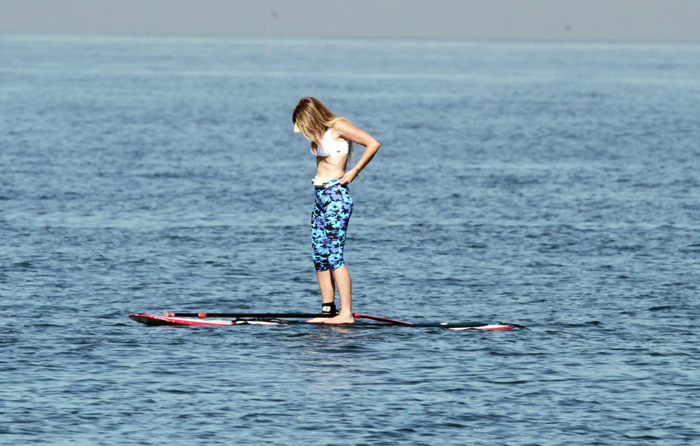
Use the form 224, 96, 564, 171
1, 35, 699, 445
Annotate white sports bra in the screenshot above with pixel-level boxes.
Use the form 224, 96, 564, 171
311, 128, 349, 157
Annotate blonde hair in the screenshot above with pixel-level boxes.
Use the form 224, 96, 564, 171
292, 98, 353, 156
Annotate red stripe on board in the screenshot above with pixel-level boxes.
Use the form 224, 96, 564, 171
131, 314, 231, 326
477, 325, 514, 330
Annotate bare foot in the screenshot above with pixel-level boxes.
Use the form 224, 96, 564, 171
307, 313, 355, 324
320, 313, 355, 325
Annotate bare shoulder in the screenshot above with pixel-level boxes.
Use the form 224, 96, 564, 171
331, 119, 379, 147
330, 119, 355, 139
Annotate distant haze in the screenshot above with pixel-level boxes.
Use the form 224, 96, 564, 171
1, 0, 699, 42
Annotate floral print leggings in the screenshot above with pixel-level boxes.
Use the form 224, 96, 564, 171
311, 179, 353, 272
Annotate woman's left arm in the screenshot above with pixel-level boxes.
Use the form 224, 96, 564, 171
334, 120, 381, 185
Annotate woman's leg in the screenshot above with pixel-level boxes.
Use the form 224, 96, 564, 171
316, 269, 335, 307
319, 186, 354, 324
311, 192, 335, 307
327, 265, 353, 324
310, 267, 352, 324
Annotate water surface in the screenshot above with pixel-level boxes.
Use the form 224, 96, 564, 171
1, 35, 699, 445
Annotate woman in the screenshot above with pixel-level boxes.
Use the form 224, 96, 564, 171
292, 97, 381, 324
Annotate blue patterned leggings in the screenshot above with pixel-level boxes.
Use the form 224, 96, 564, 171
311, 179, 353, 272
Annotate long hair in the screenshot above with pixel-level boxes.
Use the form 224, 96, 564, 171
292, 98, 353, 156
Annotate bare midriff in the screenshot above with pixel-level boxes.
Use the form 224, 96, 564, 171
315, 154, 348, 180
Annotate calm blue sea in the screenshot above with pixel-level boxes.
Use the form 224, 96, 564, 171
1, 35, 699, 445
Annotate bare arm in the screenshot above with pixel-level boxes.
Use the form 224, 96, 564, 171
332, 120, 381, 185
